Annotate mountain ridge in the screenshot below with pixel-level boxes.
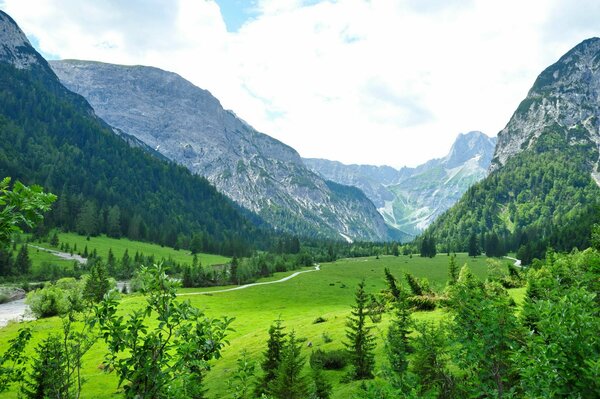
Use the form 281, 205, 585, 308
49, 59, 395, 242
304, 131, 496, 237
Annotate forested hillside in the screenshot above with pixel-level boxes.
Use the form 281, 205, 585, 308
0, 61, 270, 256
427, 128, 600, 260
425, 38, 600, 261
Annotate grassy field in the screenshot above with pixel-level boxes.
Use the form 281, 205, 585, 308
35, 232, 231, 267
0, 253, 520, 398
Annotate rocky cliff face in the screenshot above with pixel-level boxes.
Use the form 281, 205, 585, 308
305, 131, 496, 237
491, 37, 600, 183
50, 60, 391, 241
0, 11, 45, 70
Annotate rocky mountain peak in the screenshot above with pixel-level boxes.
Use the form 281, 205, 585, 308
444, 131, 496, 169
50, 59, 392, 241
491, 37, 600, 174
0, 11, 46, 69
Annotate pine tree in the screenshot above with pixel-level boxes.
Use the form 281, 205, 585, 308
310, 364, 332, 399
255, 318, 287, 396
21, 335, 71, 399
84, 260, 110, 303
75, 200, 99, 237
106, 205, 121, 238
230, 256, 239, 285
386, 272, 412, 378
345, 280, 376, 380
271, 331, 308, 399
49, 231, 59, 247
404, 273, 424, 296
468, 233, 480, 257
121, 249, 132, 278
447, 254, 458, 285
384, 267, 401, 300
190, 233, 203, 255
14, 244, 31, 275
106, 248, 116, 276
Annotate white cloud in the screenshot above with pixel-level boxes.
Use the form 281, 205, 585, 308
1, 0, 597, 167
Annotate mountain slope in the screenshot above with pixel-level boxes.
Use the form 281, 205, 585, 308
0, 10, 269, 255
304, 131, 496, 238
426, 38, 600, 258
49, 60, 393, 242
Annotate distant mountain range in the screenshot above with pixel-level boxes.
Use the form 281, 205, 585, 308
304, 131, 496, 238
50, 60, 395, 242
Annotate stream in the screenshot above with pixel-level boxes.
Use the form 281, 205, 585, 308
0, 298, 31, 328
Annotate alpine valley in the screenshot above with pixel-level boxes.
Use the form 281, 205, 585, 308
1, 7, 600, 399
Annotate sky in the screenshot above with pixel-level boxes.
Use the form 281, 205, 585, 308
0, 0, 599, 168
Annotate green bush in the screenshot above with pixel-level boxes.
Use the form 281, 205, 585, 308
309, 349, 348, 370
26, 278, 85, 318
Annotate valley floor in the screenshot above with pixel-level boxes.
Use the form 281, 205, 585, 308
0, 253, 521, 399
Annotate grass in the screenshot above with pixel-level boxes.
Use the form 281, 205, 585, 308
0, 253, 517, 398
34, 232, 231, 267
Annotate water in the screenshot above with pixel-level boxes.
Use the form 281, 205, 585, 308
0, 298, 30, 328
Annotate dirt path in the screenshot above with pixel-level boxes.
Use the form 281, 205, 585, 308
28, 244, 88, 265
504, 256, 522, 267
177, 264, 320, 296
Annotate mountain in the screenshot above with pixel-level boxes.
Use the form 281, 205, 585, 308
304, 131, 496, 238
0, 10, 270, 255
491, 37, 600, 179
425, 38, 600, 260
49, 60, 393, 242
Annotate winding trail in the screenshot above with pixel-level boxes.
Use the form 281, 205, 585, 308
504, 256, 522, 268
28, 244, 88, 265
177, 264, 320, 296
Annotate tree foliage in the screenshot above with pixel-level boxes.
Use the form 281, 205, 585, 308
345, 279, 376, 380
95, 262, 232, 398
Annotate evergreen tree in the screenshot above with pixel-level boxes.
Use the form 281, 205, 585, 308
106, 205, 122, 238
310, 363, 332, 399
404, 273, 424, 296
384, 268, 401, 300
271, 331, 308, 399
468, 233, 480, 257
0, 248, 13, 277
84, 260, 110, 303
230, 256, 239, 285
49, 231, 59, 247
345, 280, 376, 380
14, 244, 31, 275
21, 335, 71, 399
392, 242, 399, 257
75, 200, 99, 237
106, 248, 117, 276
420, 235, 436, 258
447, 254, 458, 285
255, 318, 287, 396
121, 249, 132, 278
411, 321, 453, 398
190, 233, 203, 255
386, 274, 412, 379
449, 268, 518, 397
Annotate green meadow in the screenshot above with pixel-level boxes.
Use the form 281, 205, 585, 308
37, 232, 231, 267
0, 253, 522, 398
